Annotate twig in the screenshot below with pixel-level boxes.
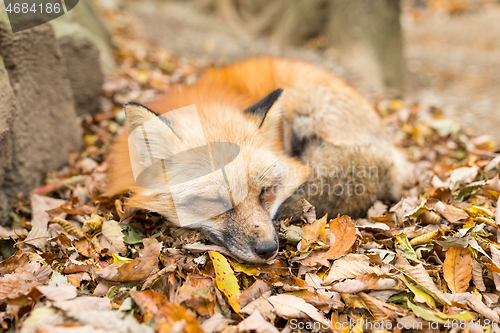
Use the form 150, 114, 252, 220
141, 264, 177, 291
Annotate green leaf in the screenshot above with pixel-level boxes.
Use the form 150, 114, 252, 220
395, 233, 420, 262
121, 223, 146, 245
407, 301, 446, 324
0, 237, 17, 260
400, 275, 436, 309
387, 291, 411, 303
456, 182, 486, 201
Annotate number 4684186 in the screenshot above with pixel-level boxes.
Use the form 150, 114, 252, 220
5, 2, 62, 14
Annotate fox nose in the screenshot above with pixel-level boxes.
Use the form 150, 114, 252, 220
254, 241, 278, 259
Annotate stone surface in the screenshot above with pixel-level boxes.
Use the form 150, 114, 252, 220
52, 0, 115, 76
58, 35, 104, 115
0, 23, 82, 223
0, 57, 18, 219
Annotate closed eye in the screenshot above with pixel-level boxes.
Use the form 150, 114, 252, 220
259, 185, 278, 210
259, 187, 272, 202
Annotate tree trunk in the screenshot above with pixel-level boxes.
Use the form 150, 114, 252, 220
326, 0, 405, 96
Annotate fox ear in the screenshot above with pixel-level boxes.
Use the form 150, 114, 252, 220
243, 88, 283, 128
124, 102, 162, 133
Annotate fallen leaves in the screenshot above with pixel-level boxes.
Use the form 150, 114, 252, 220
130, 290, 203, 333
0, 271, 40, 301
0, 5, 499, 332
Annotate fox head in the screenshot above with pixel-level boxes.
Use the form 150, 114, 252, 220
121, 89, 310, 263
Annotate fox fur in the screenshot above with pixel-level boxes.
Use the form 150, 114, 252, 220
106, 57, 410, 263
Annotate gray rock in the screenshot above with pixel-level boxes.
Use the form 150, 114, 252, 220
0, 57, 18, 219
0, 23, 82, 224
52, 0, 115, 76
58, 35, 104, 115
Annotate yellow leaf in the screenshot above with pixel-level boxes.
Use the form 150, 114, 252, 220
209, 251, 241, 313
50, 217, 86, 238
111, 254, 134, 267
465, 205, 494, 218
298, 214, 327, 252
339, 293, 366, 309
229, 259, 260, 276
400, 275, 436, 309
84, 214, 103, 230
443, 247, 472, 294
409, 230, 441, 246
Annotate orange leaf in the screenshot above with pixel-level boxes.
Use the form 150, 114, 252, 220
130, 290, 203, 333
443, 247, 472, 294
323, 215, 357, 260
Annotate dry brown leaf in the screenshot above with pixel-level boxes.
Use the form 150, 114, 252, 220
24, 226, 50, 250
266, 294, 325, 323
330, 280, 368, 294
395, 261, 452, 306
0, 271, 40, 301
301, 198, 317, 224
97, 241, 162, 282
240, 294, 276, 323
443, 247, 472, 293
471, 260, 486, 292
239, 280, 272, 309
358, 292, 402, 320
305, 273, 342, 302
200, 313, 232, 333
237, 311, 279, 333
0, 250, 30, 275
467, 293, 499, 322
54, 296, 112, 312
323, 254, 383, 285
99, 220, 126, 255
435, 203, 469, 223
368, 201, 389, 219
30, 193, 65, 230
50, 217, 86, 238
176, 276, 215, 317
130, 290, 203, 333
36, 285, 77, 302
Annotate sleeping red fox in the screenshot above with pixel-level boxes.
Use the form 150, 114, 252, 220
106, 57, 409, 263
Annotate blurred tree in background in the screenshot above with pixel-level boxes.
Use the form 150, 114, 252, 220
200, 0, 404, 96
